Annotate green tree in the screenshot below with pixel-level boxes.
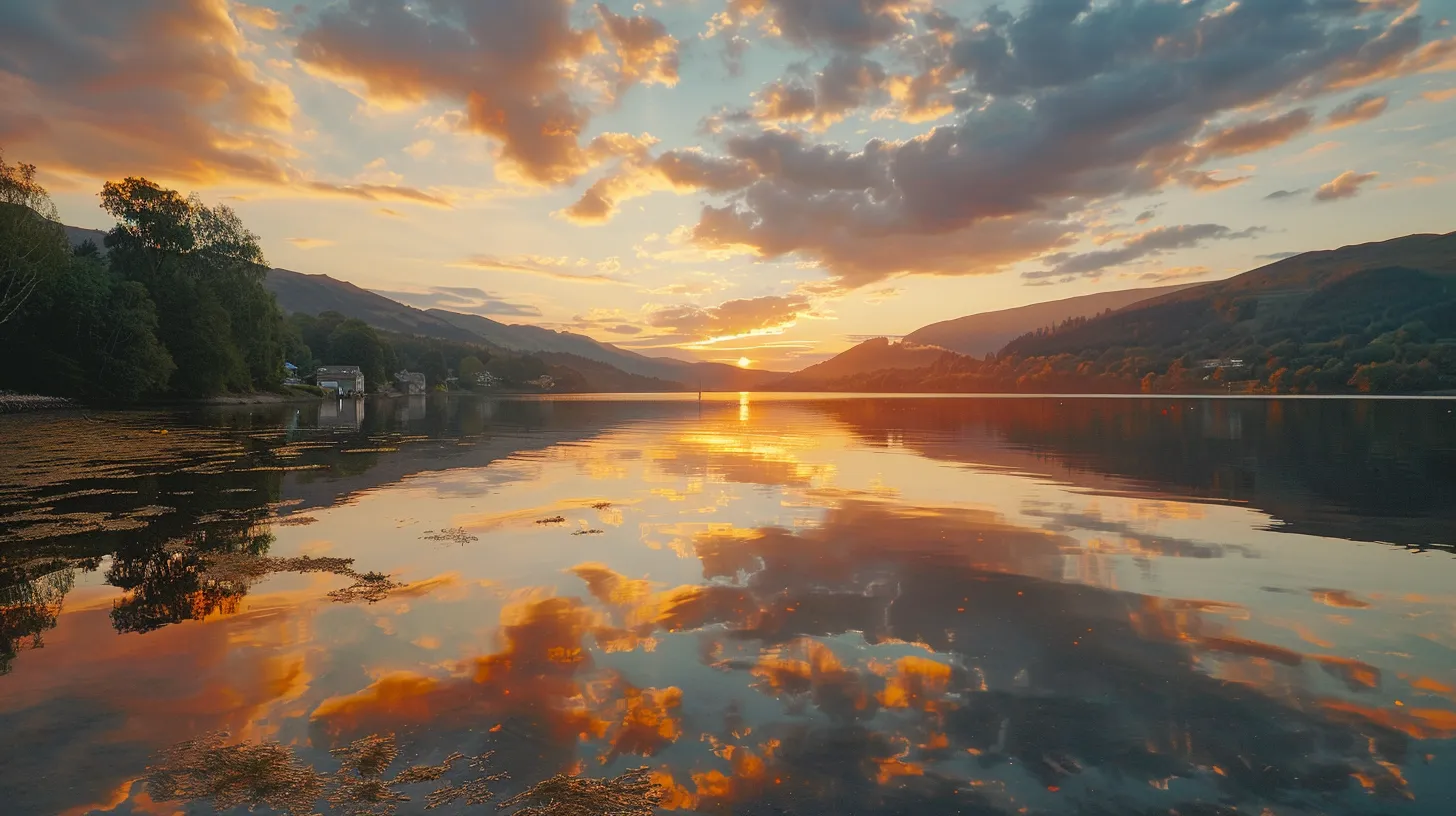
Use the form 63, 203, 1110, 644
458, 354, 486, 386
100, 178, 284, 397
326, 319, 390, 390
417, 349, 449, 387
0, 169, 174, 401
0, 151, 66, 326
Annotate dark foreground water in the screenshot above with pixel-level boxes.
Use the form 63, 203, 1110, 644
2, 395, 1455, 816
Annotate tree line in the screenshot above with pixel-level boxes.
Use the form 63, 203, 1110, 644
0, 151, 558, 402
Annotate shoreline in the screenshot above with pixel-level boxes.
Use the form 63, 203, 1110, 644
5, 389, 1454, 415
0, 394, 75, 414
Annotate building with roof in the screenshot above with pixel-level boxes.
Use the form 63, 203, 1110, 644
316, 365, 364, 396
395, 371, 427, 395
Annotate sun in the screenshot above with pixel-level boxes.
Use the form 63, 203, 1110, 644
737, 357, 752, 368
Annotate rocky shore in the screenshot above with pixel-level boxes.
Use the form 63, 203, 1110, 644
0, 393, 73, 413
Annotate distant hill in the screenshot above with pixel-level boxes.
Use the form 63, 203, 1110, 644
904, 283, 1197, 357
62, 224, 107, 250
771, 338, 961, 389
265, 268, 488, 344
61, 224, 778, 391
1005, 232, 1456, 365
259, 269, 790, 390
427, 309, 783, 390
772, 231, 1456, 395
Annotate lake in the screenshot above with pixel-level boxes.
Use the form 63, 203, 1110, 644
2, 394, 1455, 815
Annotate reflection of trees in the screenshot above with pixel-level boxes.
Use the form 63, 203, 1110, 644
0, 567, 73, 675
816, 399, 1456, 548
0, 404, 487, 653
107, 525, 272, 634
109, 530, 401, 634
146, 731, 657, 816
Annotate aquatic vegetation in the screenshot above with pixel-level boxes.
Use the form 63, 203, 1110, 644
495, 766, 664, 816
145, 732, 328, 816
276, 515, 319, 527
328, 571, 404, 604
536, 516, 567, 525
572, 529, 605, 536
422, 752, 508, 809
421, 527, 479, 545
146, 733, 656, 816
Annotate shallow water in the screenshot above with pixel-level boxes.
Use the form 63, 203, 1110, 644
2, 394, 1455, 815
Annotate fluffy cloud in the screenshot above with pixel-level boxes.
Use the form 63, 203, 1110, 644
563, 149, 759, 224
1314, 170, 1379, 201
596, 3, 680, 88
232, 2, 282, 30
1324, 93, 1391, 129
675, 0, 1453, 289
295, 0, 675, 186
1191, 109, 1316, 161
0, 0, 295, 185
0, 0, 457, 206
647, 294, 816, 345
730, 0, 918, 52
751, 54, 889, 129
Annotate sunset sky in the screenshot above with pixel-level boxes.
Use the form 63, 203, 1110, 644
4, 0, 1455, 369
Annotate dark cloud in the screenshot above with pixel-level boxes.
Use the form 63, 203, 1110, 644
1256, 250, 1303, 261
679, 0, 1450, 289
295, 0, 671, 186
735, 0, 920, 52
1314, 169, 1379, 201
751, 54, 890, 129
1325, 92, 1391, 128
1264, 188, 1309, 200
1024, 224, 1261, 280
372, 286, 542, 317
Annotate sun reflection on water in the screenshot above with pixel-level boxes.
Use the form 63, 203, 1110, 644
2, 397, 1455, 814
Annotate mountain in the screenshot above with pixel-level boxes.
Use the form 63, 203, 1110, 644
771, 337, 962, 389
903, 283, 1198, 357
261, 269, 788, 390
1004, 231, 1456, 363
62, 224, 107, 250
426, 309, 783, 390
264, 268, 488, 345
775, 231, 1456, 395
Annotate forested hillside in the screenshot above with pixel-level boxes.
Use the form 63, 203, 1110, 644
0, 151, 678, 401
774, 233, 1456, 395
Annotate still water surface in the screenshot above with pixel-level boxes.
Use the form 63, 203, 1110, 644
2, 395, 1455, 815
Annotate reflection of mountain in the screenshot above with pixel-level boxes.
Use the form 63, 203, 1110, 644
0, 400, 649, 654
812, 398, 1456, 548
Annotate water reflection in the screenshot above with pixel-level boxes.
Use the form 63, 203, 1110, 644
0, 396, 1453, 814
